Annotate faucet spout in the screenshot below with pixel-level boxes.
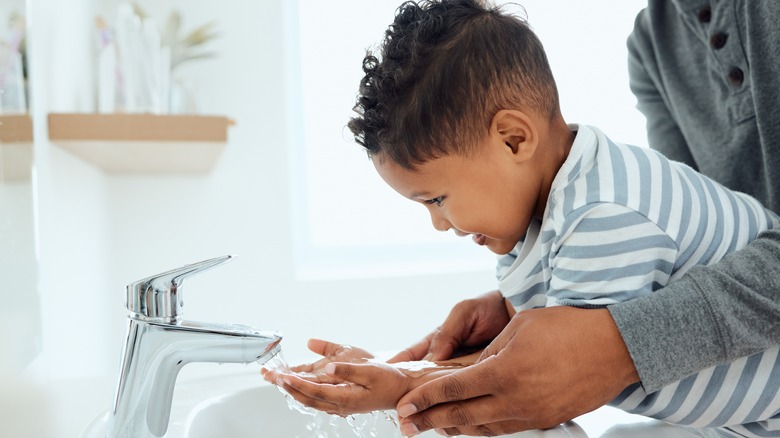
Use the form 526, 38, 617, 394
108, 319, 281, 438
106, 256, 282, 438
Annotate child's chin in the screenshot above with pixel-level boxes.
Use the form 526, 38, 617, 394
486, 242, 514, 255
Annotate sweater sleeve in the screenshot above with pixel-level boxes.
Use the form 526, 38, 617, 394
609, 229, 780, 393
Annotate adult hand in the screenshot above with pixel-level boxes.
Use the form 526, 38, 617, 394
388, 290, 510, 363
395, 307, 641, 437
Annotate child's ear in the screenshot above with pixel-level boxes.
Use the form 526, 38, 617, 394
491, 109, 538, 162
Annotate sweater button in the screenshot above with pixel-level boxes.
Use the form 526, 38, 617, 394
697, 7, 712, 23
728, 67, 744, 86
710, 32, 728, 49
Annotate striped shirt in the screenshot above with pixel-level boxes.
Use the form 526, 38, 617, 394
496, 124, 780, 436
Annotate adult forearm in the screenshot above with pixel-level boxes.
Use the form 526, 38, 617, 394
609, 230, 780, 393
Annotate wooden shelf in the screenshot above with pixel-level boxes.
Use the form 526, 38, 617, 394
0, 114, 33, 143
47, 113, 232, 174
1, 114, 34, 182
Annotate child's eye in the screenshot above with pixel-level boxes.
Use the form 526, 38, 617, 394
425, 196, 446, 207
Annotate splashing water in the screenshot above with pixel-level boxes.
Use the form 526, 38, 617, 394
262, 353, 404, 438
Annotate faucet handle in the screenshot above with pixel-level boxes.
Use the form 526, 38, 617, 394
126, 255, 233, 322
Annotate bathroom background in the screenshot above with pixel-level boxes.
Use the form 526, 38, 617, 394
0, 0, 647, 435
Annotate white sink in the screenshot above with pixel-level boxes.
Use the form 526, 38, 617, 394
185, 383, 594, 438
81, 366, 714, 438
186, 384, 408, 437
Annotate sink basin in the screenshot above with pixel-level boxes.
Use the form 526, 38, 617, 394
185, 383, 592, 438
183, 377, 722, 438
186, 384, 407, 437
81, 366, 715, 438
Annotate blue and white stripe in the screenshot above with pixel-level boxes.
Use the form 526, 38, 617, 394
496, 124, 780, 435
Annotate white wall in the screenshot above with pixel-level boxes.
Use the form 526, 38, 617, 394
12, 0, 647, 435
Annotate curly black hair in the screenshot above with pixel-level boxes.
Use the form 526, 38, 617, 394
347, 0, 560, 170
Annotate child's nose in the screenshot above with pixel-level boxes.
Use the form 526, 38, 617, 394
429, 211, 451, 232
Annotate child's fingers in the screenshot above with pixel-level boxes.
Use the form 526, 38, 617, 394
324, 362, 381, 387
266, 369, 341, 385
279, 377, 346, 416
307, 338, 343, 358
262, 368, 281, 383
282, 373, 361, 408
289, 362, 316, 374
261, 367, 290, 377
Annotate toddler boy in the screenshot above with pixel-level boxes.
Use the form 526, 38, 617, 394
268, 0, 780, 435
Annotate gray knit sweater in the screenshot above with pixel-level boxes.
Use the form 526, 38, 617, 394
609, 0, 780, 393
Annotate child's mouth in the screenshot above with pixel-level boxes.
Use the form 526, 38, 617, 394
472, 234, 486, 246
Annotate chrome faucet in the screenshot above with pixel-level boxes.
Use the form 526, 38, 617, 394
107, 255, 282, 438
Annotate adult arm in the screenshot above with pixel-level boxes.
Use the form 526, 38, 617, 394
395, 231, 780, 436
625, 4, 780, 392
611, 229, 780, 392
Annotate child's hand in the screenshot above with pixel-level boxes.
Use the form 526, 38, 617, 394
297, 338, 375, 371
261, 338, 375, 385
275, 361, 411, 416
261, 338, 472, 417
